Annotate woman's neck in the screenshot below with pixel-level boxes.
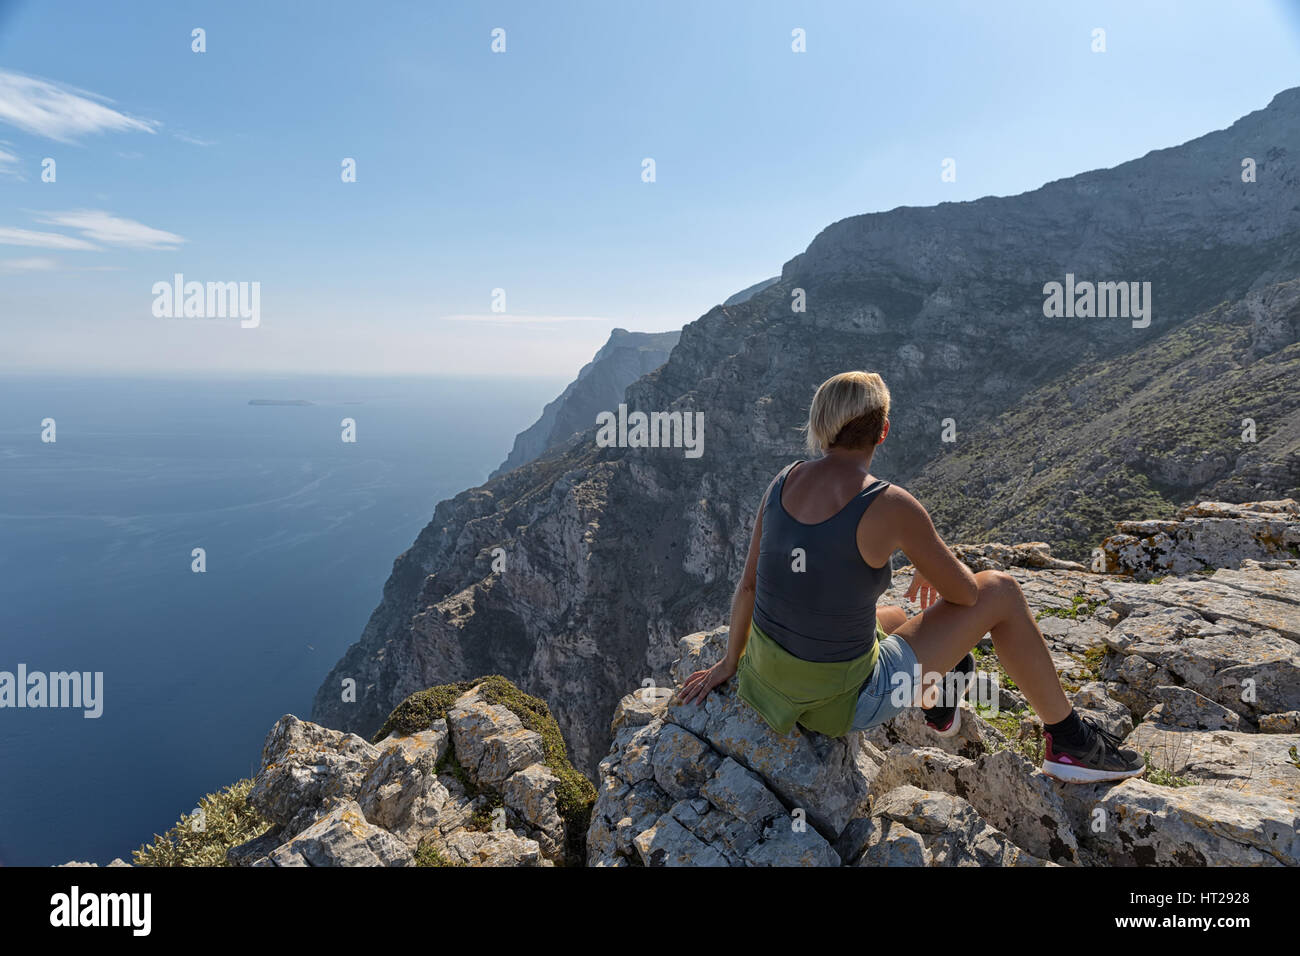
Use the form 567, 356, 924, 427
821, 447, 875, 472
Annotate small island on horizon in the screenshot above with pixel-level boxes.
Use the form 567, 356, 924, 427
248, 399, 315, 406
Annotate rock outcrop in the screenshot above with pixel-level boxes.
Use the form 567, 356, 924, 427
1097, 499, 1300, 579
228, 678, 595, 867
588, 502, 1300, 866
313, 89, 1300, 778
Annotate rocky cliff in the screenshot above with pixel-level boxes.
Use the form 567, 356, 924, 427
313, 87, 1300, 778
102, 499, 1291, 868
490, 328, 680, 478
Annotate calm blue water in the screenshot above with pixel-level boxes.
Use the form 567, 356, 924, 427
0, 373, 563, 866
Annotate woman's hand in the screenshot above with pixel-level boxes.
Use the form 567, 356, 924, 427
676, 659, 738, 706
905, 569, 940, 611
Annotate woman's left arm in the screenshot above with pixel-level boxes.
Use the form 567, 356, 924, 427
677, 483, 767, 705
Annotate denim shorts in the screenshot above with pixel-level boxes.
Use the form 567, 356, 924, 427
850, 631, 921, 731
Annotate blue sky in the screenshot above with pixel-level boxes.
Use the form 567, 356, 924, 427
2, 0, 1299, 377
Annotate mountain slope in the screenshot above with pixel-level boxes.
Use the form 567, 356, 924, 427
911, 278, 1300, 560
314, 87, 1300, 775
491, 328, 680, 478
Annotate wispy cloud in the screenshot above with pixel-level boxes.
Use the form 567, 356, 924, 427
0, 141, 21, 178
0, 256, 58, 273
439, 313, 616, 324
34, 210, 184, 249
173, 132, 215, 147
0, 70, 157, 143
0, 226, 99, 250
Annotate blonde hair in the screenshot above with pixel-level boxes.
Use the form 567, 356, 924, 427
803, 371, 891, 455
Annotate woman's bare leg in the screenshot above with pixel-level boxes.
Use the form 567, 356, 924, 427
889, 569, 1071, 723
877, 604, 907, 634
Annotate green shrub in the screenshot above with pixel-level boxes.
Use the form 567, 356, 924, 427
133, 779, 271, 866
414, 841, 462, 867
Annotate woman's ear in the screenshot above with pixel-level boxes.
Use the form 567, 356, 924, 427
877, 419, 890, 445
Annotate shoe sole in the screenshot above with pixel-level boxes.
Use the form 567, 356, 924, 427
926, 704, 962, 738
1041, 760, 1145, 784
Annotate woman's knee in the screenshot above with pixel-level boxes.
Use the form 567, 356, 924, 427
877, 605, 907, 634
974, 569, 1019, 606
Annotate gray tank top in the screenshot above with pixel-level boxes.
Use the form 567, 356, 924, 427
752, 460, 892, 663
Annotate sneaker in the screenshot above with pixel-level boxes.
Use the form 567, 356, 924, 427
1041, 715, 1145, 783
923, 652, 976, 737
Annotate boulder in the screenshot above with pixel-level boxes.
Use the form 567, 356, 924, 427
249, 715, 380, 836
259, 801, 414, 867
1061, 779, 1299, 866
841, 786, 1052, 867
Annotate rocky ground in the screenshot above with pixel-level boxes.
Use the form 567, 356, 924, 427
588, 500, 1300, 866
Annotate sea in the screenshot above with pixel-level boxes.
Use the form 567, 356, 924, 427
0, 372, 565, 866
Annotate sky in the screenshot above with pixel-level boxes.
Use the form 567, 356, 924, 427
1, 0, 1299, 377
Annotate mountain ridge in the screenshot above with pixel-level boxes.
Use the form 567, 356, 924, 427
491, 327, 680, 478
313, 86, 1300, 777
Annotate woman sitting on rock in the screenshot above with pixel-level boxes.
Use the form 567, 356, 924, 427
677, 370, 1143, 784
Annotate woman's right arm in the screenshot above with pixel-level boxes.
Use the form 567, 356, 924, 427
892, 487, 978, 607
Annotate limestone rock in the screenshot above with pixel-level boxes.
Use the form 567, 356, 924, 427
1260, 712, 1300, 733
1142, 686, 1242, 731
356, 723, 452, 844
260, 801, 414, 867
440, 828, 547, 867
843, 786, 1051, 867
1097, 500, 1299, 579
228, 676, 589, 867
1125, 725, 1300, 802
249, 715, 380, 834
1070, 682, 1134, 738
447, 689, 546, 787
1061, 779, 1299, 866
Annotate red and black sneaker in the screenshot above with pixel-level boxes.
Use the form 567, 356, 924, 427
923, 652, 976, 738
1041, 715, 1145, 783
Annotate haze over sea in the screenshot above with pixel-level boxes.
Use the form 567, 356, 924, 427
0, 373, 564, 866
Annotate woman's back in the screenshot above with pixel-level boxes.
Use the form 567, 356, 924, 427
751, 459, 893, 663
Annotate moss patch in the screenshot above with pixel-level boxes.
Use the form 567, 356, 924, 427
1036, 595, 1103, 622
374, 674, 596, 866
978, 704, 1043, 764
1079, 644, 1109, 682
132, 779, 271, 867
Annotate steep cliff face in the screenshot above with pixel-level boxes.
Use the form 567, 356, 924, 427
490, 328, 680, 478
313, 88, 1300, 776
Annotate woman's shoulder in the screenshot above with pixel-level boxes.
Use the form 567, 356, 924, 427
870, 481, 931, 522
